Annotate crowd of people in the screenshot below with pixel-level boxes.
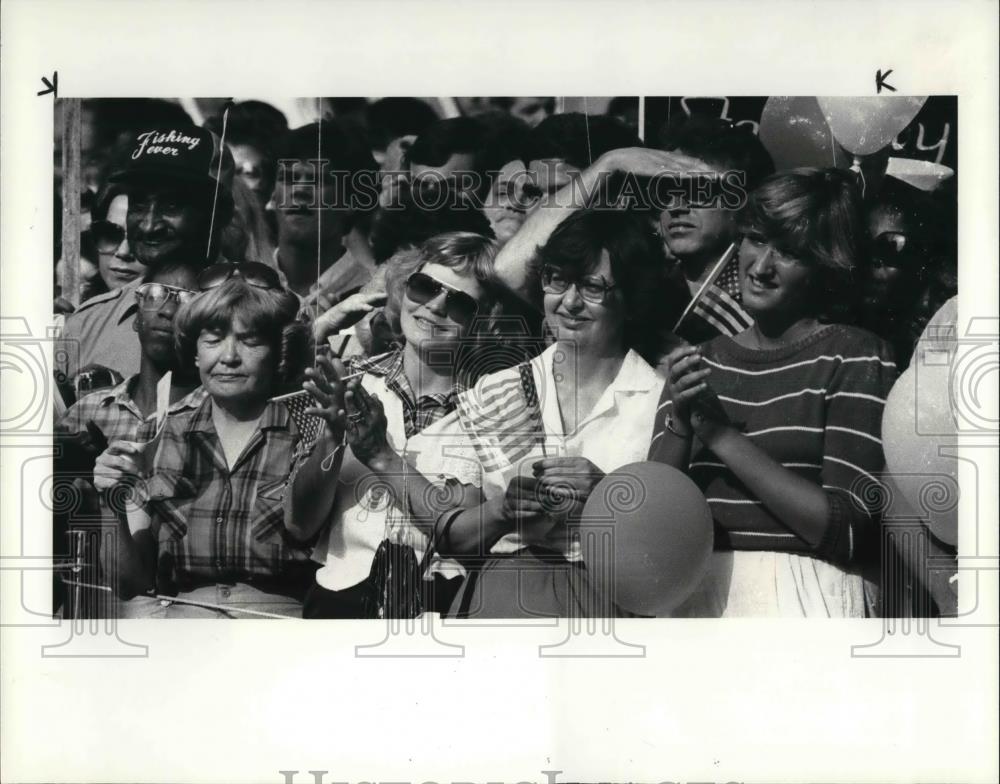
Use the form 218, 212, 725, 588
52, 96, 958, 620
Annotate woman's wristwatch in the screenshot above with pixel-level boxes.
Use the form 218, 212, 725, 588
664, 412, 692, 439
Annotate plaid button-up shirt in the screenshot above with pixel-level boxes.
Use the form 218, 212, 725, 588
57, 375, 146, 443
349, 349, 459, 438
138, 388, 314, 595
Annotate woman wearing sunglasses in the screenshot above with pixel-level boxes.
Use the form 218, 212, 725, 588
284, 232, 501, 618
438, 208, 678, 618
90, 186, 147, 291
652, 168, 898, 617
859, 179, 941, 371
94, 263, 316, 617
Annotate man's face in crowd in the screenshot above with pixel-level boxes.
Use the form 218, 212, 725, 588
126, 182, 210, 267
507, 97, 554, 128
659, 159, 740, 268
410, 152, 478, 194
229, 142, 272, 205
135, 266, 199, 368
272, 159, 351, 247
527, 158, 581, 213
483, 160, 532, 243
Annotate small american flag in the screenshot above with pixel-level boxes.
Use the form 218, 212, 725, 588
274, 390, 324, 446
456, 362, 544, 474
676, 243, 754, 338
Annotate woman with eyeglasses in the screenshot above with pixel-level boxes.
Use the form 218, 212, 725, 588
284, 232, 501, 619
652, 168, 898, 617
93, 262, 315, 617
438, 208, 680, 618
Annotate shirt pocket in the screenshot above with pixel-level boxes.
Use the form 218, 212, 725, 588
145, 472, 196, 541
250, 479, 308, 551
250, 494, 286, 543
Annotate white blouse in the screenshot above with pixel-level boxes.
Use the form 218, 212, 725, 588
467, 344, 665, 560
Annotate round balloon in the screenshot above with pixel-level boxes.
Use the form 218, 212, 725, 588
881, 297, 959, 545
580, 461, 713, 616
817, 96, 927, 157
758, 96, 852, 171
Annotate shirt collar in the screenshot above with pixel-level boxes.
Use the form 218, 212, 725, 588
537, 344, 659, 435
97, 374, 141, 412
186, 390, 290, 434
350, 348, 405, 383
539, 344, 659, 394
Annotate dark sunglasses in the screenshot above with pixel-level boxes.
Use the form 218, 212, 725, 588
89, 220, 127, 253
540, 264, 617, 305
404, 270, 480, 324
197, 262, 283, 292
135, 282, 198, 311
870, 232, 913, 270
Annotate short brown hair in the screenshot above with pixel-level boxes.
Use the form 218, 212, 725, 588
174, 277, 311, 395
740, 167, 864, 321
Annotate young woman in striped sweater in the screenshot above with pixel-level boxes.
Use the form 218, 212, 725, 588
651, 168, 898, 617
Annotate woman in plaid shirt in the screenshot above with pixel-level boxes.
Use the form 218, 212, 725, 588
94, 266, 314, 618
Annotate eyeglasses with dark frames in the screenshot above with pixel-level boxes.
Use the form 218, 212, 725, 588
540, 264, 618, 305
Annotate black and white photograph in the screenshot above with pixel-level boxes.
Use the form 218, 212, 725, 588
2, 2, 997, 783
47, 93, 961, 621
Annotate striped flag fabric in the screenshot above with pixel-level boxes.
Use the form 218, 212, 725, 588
273, 390, 324, 446
456, 362, 545, 474
692, 254, 755, 337
674, 243, 754, 339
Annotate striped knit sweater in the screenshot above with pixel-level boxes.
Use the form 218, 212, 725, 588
648, 324, 898, 568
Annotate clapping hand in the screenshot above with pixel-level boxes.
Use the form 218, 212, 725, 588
663, 344, 733, 443
302, 354, 349, 442
343, 379, 393, 469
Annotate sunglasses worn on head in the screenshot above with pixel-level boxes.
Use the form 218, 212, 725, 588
90, 220, 127, 253
197, 262, 283, 292
404, 271, 480, 324
135, 282, 198, 311
540, 265, 617, 305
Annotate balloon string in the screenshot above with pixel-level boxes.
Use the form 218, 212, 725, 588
851, 156, 867, 199
316, 99, 323, 364
583, 96, 593, 167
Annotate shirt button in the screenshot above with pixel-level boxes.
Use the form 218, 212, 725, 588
219, 587, 231, 599
215, 516, 223, 523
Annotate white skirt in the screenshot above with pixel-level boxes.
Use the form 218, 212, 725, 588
672, 550, 867, 618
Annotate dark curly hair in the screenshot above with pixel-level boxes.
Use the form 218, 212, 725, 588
526, 113, 641, 170
174, 277, 312, 396
536, 207, 688, 362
